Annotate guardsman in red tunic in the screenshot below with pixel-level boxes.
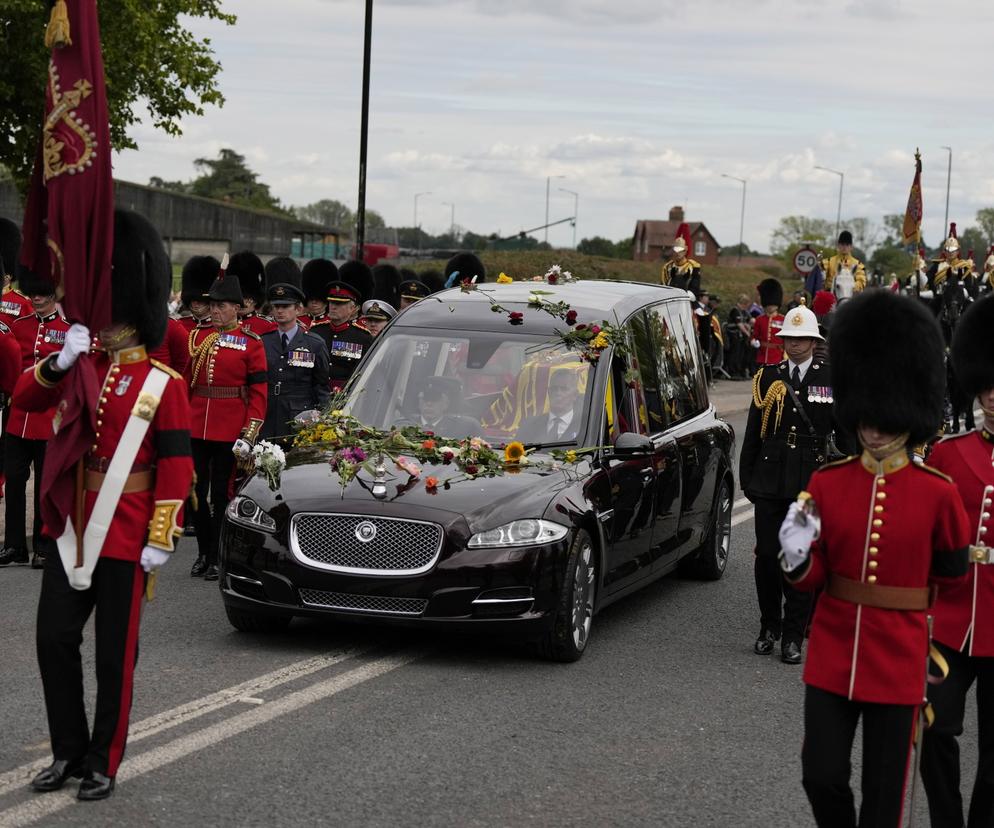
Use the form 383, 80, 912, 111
299, 258, 337, 329
921, 295, 994, 827
15, 210, 193, 801
148, 317, 190, 374
185, 267, 267, 581
228, 251, 277, 336
0, 218, 33, 327
0, 268, 69, 568
750, 278, 785, 368
175, 255, 217, 335
778, 291, 970, 828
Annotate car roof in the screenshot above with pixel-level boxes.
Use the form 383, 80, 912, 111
393, 279, 690, 333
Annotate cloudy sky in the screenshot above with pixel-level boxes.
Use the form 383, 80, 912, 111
113, 0, 994, 252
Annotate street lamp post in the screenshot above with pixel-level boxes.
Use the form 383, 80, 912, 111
559, 188, 579, 249
545, 175, 565, 243
941, 146, 952, 239
355, 0, 374, 262
442, 201, 455, 241
814, 165, 845, 240
413, 191, 431, 251
720, 174, 747, 263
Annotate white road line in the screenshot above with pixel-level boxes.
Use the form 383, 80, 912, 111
0, 651, 420, 828
733, 497, 749, 510
731, 511, 754, 528
0, 649, 366, 799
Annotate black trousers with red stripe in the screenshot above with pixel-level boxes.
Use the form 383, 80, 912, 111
802, 685, 917, 828
36, 553, 145, 777
191, 438, 236, 565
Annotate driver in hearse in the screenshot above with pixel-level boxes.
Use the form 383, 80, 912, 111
517, 372, 583, 444
400, 377, 481, 437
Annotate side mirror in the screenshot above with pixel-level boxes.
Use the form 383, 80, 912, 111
611, 432, 654, 457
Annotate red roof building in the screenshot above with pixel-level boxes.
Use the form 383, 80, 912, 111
632, 206, 720, 265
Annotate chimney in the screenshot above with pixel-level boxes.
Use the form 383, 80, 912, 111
669, 205, 685, 222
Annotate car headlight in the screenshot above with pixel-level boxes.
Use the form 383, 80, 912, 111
225, 496, 276, 532
467, 519, 569, 549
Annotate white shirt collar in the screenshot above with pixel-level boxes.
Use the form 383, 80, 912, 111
549, 408, 574, 430
788, 355, 814, 381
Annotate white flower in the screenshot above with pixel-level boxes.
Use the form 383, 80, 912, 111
545, 264, 562, 276
562, 270, 574, 281
440, 446, 457, 459
527, 293, 544, 306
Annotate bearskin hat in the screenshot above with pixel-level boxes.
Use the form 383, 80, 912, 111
301, 258, 338, 302
264, 256, 301, 290
445, 252, 486, 285
951, 295, 994, 398
757, 278, 783, 309
830, 290, 945, 444
339, 259, 373, 304
110, 209, 171, 349
227, 251, 265, 307
371, 263, 401, 307
420, 269, 444, 293
181, 255, 219, 306
0, 217, 20, 280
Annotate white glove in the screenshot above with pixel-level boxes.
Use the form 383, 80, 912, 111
778, 501, 821, 572
232, 438, 253, 458
55, 323, 92, 370
750, 339, 761, 349
140, 545, 170, 573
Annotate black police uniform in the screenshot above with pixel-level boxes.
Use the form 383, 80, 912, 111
739, 357, 841, 654
309, 320, 371, 392
261, 324, 331, 439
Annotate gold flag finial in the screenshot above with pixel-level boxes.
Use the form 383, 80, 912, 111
45, 0, 72, 49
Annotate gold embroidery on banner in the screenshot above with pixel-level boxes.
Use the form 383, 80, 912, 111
43, 60, 97, 182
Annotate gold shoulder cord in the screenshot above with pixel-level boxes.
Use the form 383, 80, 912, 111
752, 371, 787, 439
188, 331, 220, 388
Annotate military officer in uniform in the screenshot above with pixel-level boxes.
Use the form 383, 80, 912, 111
740, 304, 840, 663
309, 281, 372, 393
822, 230, 866, 300
778, 290, 970, 828
176, 256, 218, 334
228, 251, 277, 336
0, 268, 69, 568
14, 209, 194, 800
750, 278, 785, 369
360, 299, 396, 337
660, 234, 702, 295
929, 223, 975, 299
260, 283, 330, 440
398, 279, 431, 310
299, 258, 337, 329
185, 268, 267, 580
921, 295, 994, 827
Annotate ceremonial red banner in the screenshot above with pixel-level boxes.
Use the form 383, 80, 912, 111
902, 151, 923, 245
20, 0, 114, 537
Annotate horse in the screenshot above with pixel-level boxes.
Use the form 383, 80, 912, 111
938, 280, 975, 433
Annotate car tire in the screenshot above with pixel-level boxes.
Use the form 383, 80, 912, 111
224, 605, 293, 633
538, 527, 596, 663
679, 476, 732, 581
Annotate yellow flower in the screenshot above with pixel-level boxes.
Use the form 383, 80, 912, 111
497, 272, 513, 284
564, 450, 578, 464
331, 410, 344, 418
504, 441, 526, 463
590, 333, 609, 349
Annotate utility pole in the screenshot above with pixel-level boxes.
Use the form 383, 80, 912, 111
559, 188, 579, 249
814, 165, 844, 240
355, 0, 374, 262
413, 191, 430, 252
545, 175, 565, 244
941, 146, 952, 238
442, 201, 455, 241
720, 174, 747, 263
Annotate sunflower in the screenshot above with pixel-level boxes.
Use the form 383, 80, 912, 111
504, 441, 526, 464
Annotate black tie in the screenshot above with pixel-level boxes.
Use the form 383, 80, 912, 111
281, 333, 289, 353
550, 417, 563, 440
791, 365, 801, 390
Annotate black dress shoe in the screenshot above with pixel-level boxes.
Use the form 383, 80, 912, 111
77, 771, 114, 801
190, 554, 208, 577
781, 640, 803, 664
183, 524, 197, 537
30, 551, 46, 570
0, 546, 29, 567
203, 564, 219, 581
754, 629, 778, 655
30, 759, 84, 792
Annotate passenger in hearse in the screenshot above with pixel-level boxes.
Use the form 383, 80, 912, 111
399, 376, 481, 438
517, 372, 583, 444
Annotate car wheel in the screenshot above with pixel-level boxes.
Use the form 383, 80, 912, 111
224, 605, 293, 633
539, 528, 596, 663
680, 476, 732, 581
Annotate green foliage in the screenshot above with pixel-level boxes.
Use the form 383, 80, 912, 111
187, 149, 286, 212
577, 236, 621, 258
868, 246, 913, 278
769, 216, 835, 256
957, 225, 986, 261
294, 199, 355, 230
721, 242, 756, 257
0, 0, 235, 191
976, 209, 994, 246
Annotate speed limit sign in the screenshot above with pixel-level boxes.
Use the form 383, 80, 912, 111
793, 246, 819, 275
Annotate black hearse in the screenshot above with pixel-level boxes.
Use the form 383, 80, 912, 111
220, 280, 734, 661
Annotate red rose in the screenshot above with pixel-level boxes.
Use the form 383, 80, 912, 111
575, 323, 587, 331
465, 464, 479, 475
565, 309, 578, 325
547, 273, 558, 285
508, 311, 524, 325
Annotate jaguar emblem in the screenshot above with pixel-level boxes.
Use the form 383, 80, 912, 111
354, 521, 377, 543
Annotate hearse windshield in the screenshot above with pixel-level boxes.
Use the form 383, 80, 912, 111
345, 329, 595, 446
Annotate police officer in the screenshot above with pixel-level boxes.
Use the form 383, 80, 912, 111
309, 281, 372, 393
360, 299, 396, 337
260, 283, 330, 440
185, 268, 267, 580
778, 290, 970, 828
921, 295, 994, 827
823, 230, 867, 299
740, 303, 840, 664
398, 279, 430, 310
15, 209, 193, 800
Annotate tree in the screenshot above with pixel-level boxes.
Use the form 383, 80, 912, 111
845, 217, 880, 256
578, 236, 621, 258
187, 149, 286, 213
769, 216, 834, 255
974, 208, 994, 248
868, 246, 913, 279
148, 176, 190, 194
295, 199, 354, 230
957, 226, 987, 262
0, 0, 235, 191
721, 242, 756, 257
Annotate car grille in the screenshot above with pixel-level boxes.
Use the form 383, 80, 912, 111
289, 513, 443, 575
298, 589, 428, 616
